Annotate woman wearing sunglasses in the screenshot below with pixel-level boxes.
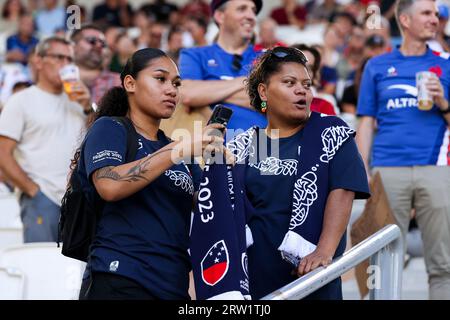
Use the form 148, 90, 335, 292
227, 46, 370, 299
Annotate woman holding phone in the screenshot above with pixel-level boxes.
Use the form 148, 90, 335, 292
76, 48, 226, 300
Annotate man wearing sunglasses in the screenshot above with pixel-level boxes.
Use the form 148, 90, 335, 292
179, 0, 267, 135
0, 37, 89, 243
71, 24, 121, 105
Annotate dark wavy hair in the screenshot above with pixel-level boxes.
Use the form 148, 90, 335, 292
246, 46, 310, 113
70, 48, 168, 170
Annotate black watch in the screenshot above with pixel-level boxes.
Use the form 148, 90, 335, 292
83, 103, 94, 115
440, 105, 450, 114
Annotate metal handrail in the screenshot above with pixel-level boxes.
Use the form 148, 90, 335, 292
261, 224, 403, 300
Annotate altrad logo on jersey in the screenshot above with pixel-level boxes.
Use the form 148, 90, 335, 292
387, 84, 418, 109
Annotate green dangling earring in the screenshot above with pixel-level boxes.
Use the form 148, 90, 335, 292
261, 101, 267, 113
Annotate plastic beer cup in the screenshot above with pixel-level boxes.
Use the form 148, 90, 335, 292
416, 71, 434, 111
59, 64, 81, 101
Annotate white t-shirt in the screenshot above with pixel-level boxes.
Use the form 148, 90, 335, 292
0, 85, 86, 205
0, 63, 30, 107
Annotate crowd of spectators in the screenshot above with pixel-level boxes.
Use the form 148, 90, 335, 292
1, 0, 449, 199
0, 2, 448, 176
3, 0, 446, 123
0, 0, 448, 300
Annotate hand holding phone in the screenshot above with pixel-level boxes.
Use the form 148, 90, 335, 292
207, 104, 233, 135
203, 105, 233, 164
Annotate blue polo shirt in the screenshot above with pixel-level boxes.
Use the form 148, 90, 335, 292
6, 35, 39, 64
244, 127, 369, 299
357, 47, 450, 166
80, 117, 202, 299
179, 43, 267, 132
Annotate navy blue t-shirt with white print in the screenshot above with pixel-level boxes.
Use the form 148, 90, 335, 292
79, 117, 202, 299
244, 128, 368, 299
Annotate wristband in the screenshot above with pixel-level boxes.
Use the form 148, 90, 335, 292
440, 105, 450, 114
83, 108, 94, 115
83, 102, 96, 115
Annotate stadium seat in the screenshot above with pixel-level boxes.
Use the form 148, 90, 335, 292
0, 227, 23, 249
0, 243, 86, 300
0, 188, 21, 229
0, 266, 24, 299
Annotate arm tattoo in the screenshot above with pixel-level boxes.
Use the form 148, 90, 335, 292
95, 148, 174, 183
95, 167, 123, 181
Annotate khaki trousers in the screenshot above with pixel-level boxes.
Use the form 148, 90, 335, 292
373, 166, 450, 300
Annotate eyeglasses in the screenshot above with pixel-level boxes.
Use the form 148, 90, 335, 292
365, 34, 385, 47
269, 47, 308, 64
232, 54, 243, 72
83, 36, 107, 48
43, 53, 74, 64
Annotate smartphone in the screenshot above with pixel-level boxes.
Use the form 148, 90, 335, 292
206, 105, 233, 162
207, 104, 233, 132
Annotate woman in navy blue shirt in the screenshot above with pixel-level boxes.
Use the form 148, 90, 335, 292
230, 46, 370, 299
77, 48, 226, 300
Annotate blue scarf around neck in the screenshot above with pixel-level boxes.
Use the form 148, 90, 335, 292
190, 112, 355, 299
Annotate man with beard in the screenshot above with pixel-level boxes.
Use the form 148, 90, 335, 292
71, 24, 121, 107
179, 0, 267, 135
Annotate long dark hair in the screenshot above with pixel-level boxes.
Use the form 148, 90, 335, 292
70, 48, 168, 170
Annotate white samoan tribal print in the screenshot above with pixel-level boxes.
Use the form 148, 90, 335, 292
227, 126, 354, 230
249, 157, 298, 176
165, 170, 194, 195
319, 126, 355, 163
290, 126, 354, 230
228, 128, 298, 176
291, 169, 319, 229
226, 128, 256, 163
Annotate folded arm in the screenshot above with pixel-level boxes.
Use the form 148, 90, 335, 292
180, 77, 250, 108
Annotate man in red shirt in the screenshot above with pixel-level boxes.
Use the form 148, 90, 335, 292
270, 0, 307, 29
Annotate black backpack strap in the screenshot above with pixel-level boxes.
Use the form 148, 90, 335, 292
111, 116, 139, 163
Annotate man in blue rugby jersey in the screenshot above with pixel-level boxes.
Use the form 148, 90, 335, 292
178, 0, 267, 135
356, 0, 450, 299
